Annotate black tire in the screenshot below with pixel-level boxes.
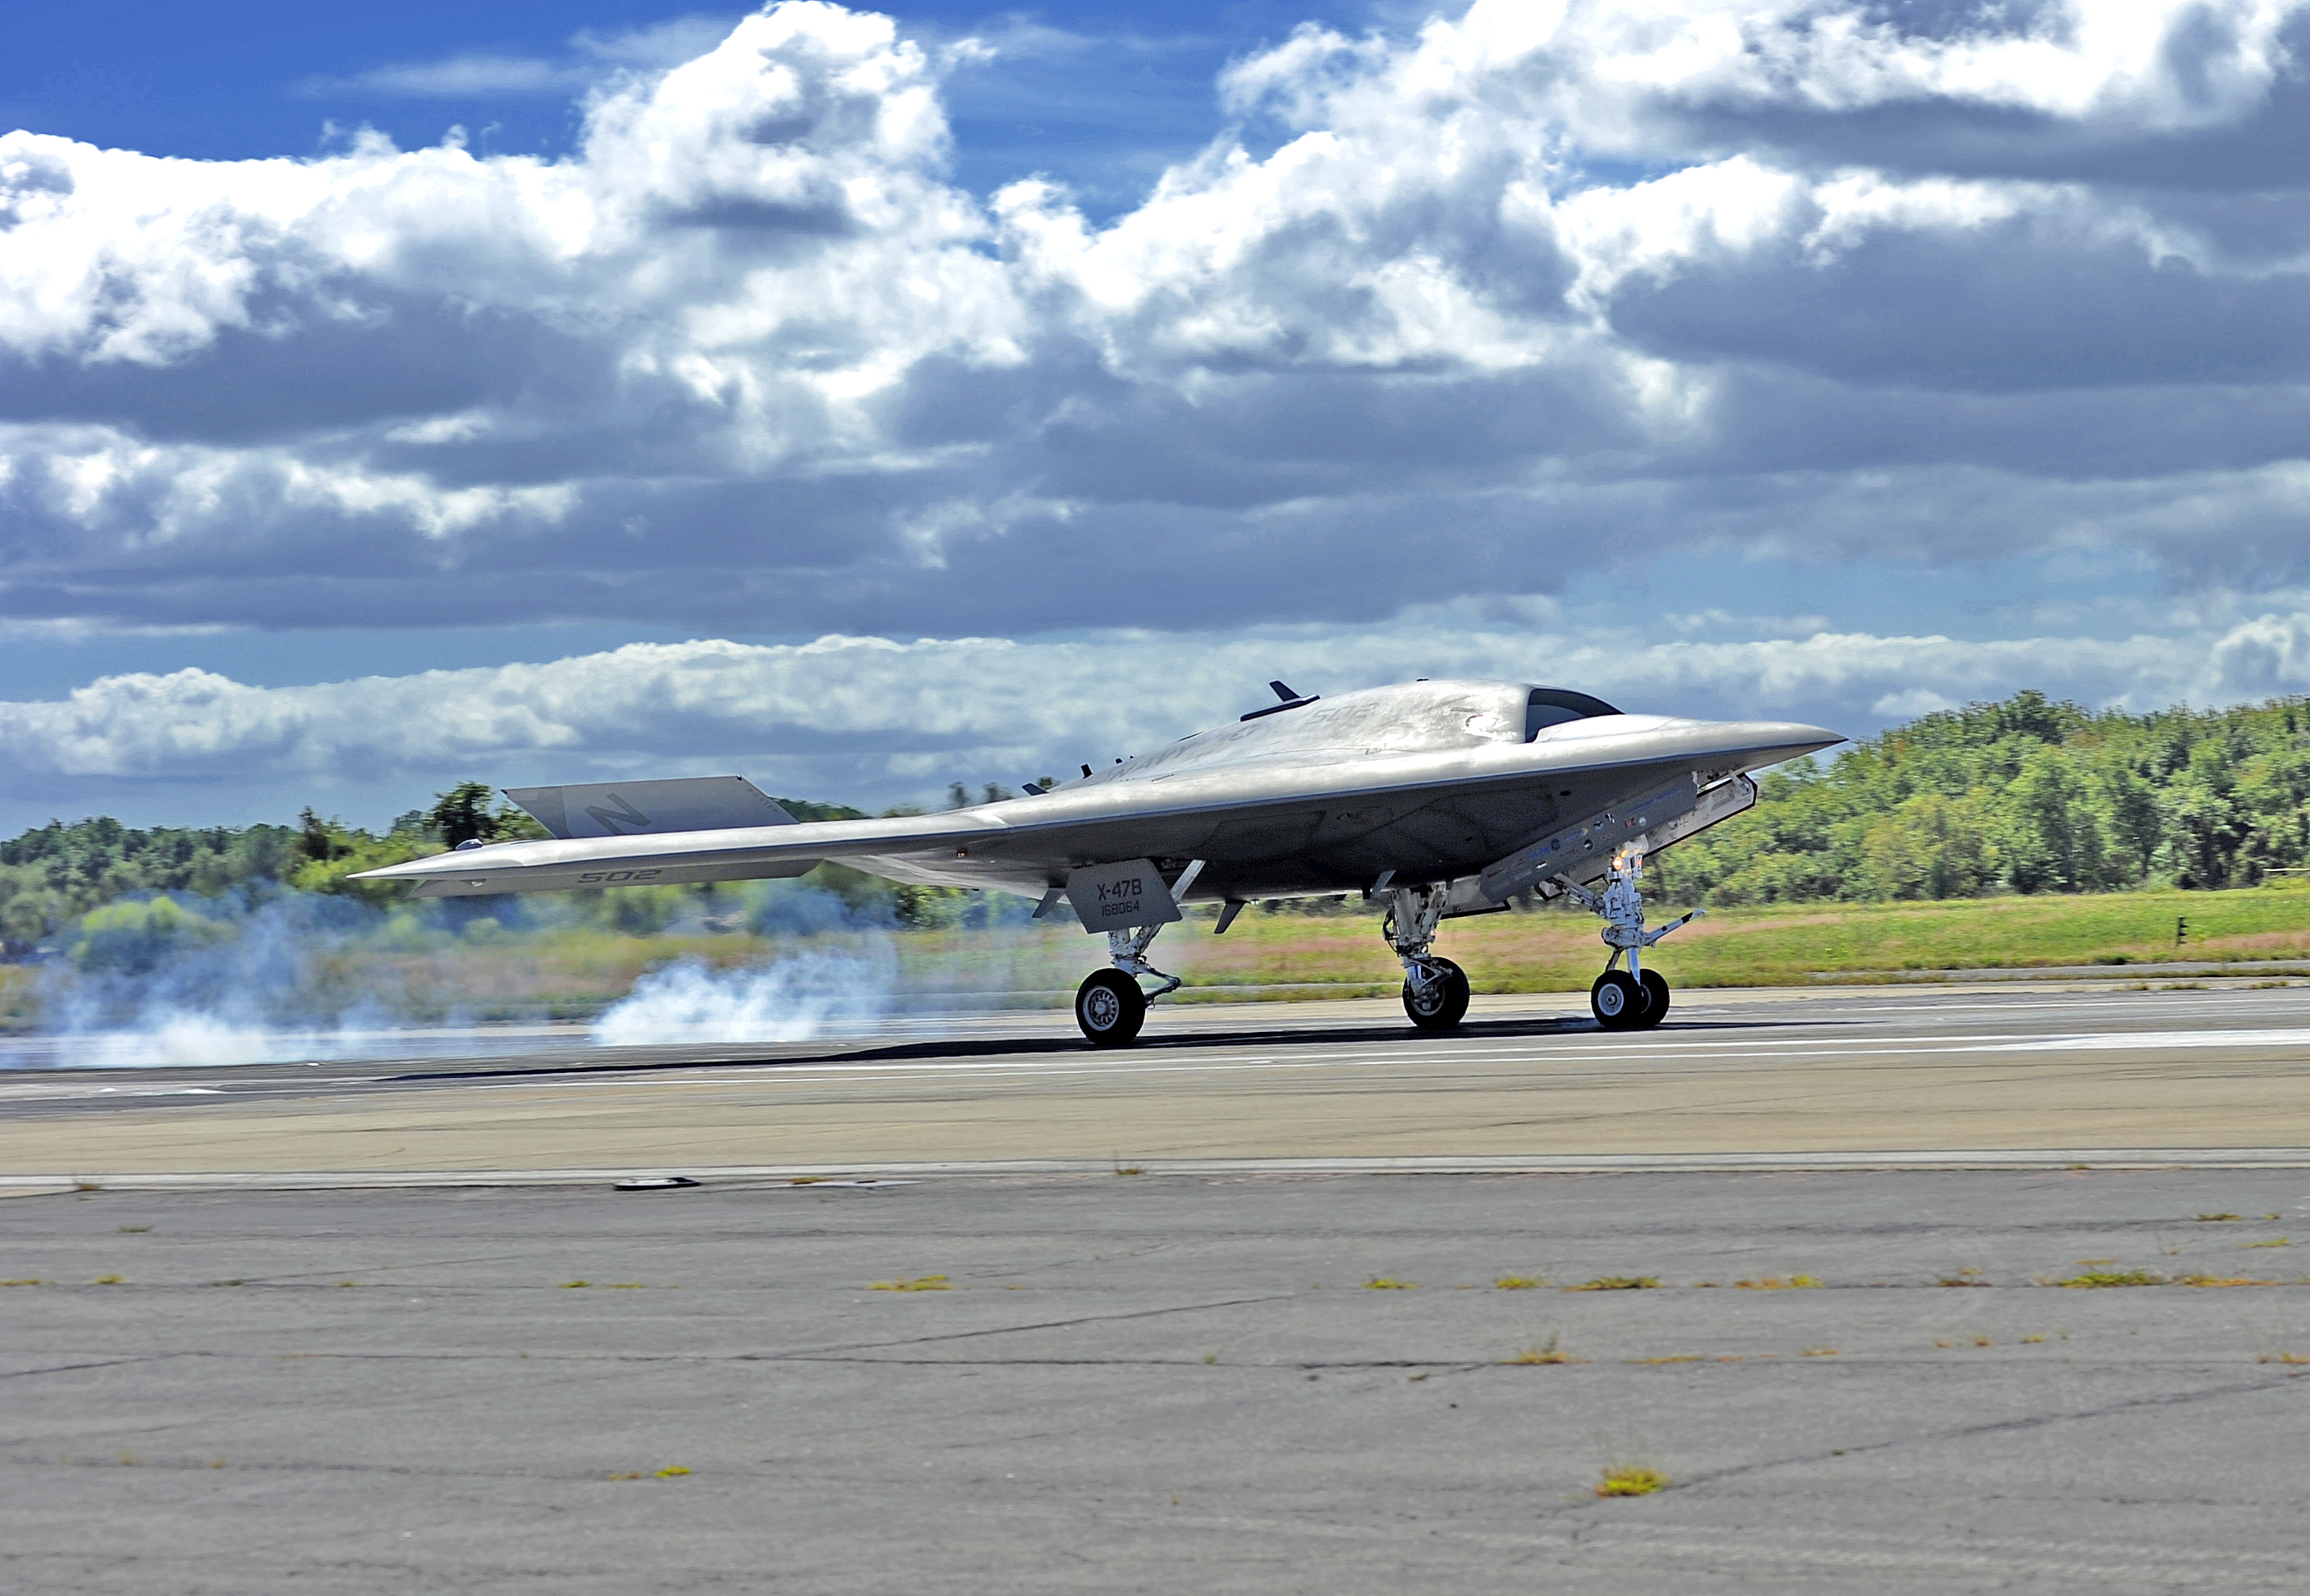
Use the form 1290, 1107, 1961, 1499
1403, 956, 1471, 1032
1075, 969, 1147, 1047
1636, 970, 1670, 1028
1591, 970, 1648, 1030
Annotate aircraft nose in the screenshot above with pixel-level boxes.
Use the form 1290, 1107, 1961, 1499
1744, 721, 1846, 763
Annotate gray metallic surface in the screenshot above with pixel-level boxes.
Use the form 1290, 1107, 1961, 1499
7, 1167, 2308, 1594
359, 680, 1839, 905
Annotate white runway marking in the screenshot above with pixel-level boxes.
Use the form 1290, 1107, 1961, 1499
1992, 1027, 2310, 1053
5, 1147, 2308, 1189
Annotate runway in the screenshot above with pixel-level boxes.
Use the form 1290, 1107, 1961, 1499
6, 1168, 2308, 1594
7, 984, 2310, 1592
5, 980, 2310, 1186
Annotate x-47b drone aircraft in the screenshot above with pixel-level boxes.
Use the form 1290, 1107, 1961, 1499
356, 680, 1842, 1044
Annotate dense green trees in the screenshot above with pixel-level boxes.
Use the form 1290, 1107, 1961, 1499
1672, 690, 2310, 902
0, 819, 300, 957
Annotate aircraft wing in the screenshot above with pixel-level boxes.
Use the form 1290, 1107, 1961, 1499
351, 715, 1837, 905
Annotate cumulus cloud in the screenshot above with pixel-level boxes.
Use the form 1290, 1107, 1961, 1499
4, 0, 2310, 643
8, 612, 2306, 824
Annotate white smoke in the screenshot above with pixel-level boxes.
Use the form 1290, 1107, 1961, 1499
590, 943, 896, 1046
7, 889, 523, 1070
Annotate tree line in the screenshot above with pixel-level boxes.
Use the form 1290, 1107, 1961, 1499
6, 688, 2306, 956
1671, 690, 2310, 902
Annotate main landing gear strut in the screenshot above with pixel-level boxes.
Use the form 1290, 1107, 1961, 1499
1385, 883, 1472, 1032
1073, 922, 1182, 1047
1555, 846, 1699, 1030
1073, 864, 1201, 1048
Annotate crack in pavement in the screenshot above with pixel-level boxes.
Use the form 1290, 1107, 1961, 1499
1671, 1364, 2310, 1493
0, 1355, 203, 1382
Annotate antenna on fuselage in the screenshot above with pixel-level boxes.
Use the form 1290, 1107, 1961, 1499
1241, 679, 1321, 722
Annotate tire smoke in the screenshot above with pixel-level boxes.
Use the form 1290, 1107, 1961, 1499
589, 943, 897, 1047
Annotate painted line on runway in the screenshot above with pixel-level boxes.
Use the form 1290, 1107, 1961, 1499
8, 1147, 2308, 1190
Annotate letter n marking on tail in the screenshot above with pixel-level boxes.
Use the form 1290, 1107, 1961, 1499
581, 793, 652, 834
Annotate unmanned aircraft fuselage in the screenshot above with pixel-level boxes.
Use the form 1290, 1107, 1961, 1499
355, 677, 1841, 1043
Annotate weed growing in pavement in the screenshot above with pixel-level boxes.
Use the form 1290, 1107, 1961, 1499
2054, 1268, 2164, 1288
1625, 1355, 1702, 1364
2259, 1351, 2310, 1365
91, 1274, 121, 1285
2240, 1238, 2291, 1248
869, 1274, 953, 1291
1502, 1334, 1586, 1365
0, 1279, 48, 1286
1595, 1462, 1670, 1497
2020, 1334, 2046, 1343
1568, 1276, 1660, 1291
1495, 1275, 1547, 1290
561, 1281, 590, 1289
1364, 1277, 1416, 1290
117, 1225, 150, 1234
1735, 1274, 1822, 1290
1800, 1347, 1838, 1357
654, 1465, 691, 1477
2179, 1274, 2275, 1287
2196, 1213, 2243, 1222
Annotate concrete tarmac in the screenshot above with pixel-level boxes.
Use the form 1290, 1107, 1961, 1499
7, 983, 2310, 1591
5, 1170, 2309, 1594
7, 981, 2310, 1182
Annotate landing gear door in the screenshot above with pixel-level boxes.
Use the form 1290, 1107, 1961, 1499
1064, 859, 1182, 933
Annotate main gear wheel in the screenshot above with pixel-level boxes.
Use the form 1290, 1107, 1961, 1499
1402, 956, 1472, 1032
1075, 969, 1148, 1047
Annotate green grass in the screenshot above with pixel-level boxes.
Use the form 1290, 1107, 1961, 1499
17, 881, 2310, 1038
1066, 882, 2310, 999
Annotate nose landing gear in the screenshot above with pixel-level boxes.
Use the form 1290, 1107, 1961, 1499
1557, 848, 1697, 1031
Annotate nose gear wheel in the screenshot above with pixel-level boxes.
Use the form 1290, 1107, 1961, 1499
1560, 846, 1693, 1033
1638, 969, 1670, 1024
1590, 970, 1646, 1030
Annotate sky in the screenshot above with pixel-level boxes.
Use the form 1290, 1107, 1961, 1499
10, 0, 2310, 832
